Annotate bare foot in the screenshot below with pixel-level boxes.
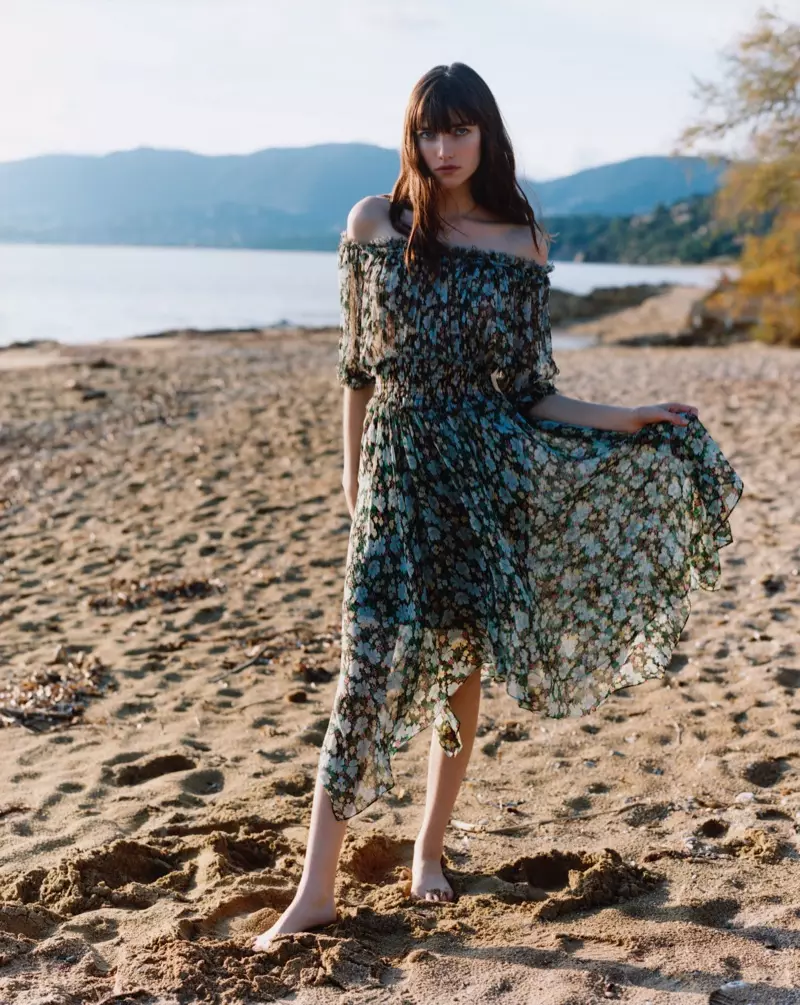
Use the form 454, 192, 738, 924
411, 852, 454, 903
252, 896, 338, 953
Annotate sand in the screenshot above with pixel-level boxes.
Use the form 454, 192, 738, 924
557, 284, 707, 345
0, 322, 798, 1005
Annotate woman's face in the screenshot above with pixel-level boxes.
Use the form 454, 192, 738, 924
415, 120, 481, 187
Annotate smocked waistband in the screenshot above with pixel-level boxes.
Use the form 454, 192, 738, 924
370, 376, 496, 409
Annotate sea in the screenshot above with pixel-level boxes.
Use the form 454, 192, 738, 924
0, 242, 737, 350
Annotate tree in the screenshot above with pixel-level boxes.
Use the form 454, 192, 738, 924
673, 6, 800, 344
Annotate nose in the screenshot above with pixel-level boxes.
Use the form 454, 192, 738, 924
437, 135, 455, 159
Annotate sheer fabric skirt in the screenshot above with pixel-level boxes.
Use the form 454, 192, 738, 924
320, 391, 743, 820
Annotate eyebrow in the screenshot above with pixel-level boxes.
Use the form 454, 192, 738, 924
417, 123, 472, 131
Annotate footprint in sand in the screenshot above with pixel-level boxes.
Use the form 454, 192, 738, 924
257, 747, 296, 763
118, 926, 384, 998
587, 781, 611, 794
114, 700, 156, 718
181, 769, 225, 795
58, 914, 119, 944
195, 829, 294, 882
56, 781, 84, 794
340, 833, 415, 886
298, 716, 331, 748
10, 771, 42, 784
0, 903, 63, 967
169, 532, 199, 549
622, 801, 674, 827
180, 886, 295, 940
683, 895, 741, 928
111, 753, 196, 786
775, 666, 800, 690
1, 839, 192, 916
186, 604, 226, 626
180, 736, 210, 751
742, 758, 788, 788
103, 750, 147, 767
563, 795, 592, 814
696, 818, 730, 839
462, 848, 663, 919
271, 772, 314, 797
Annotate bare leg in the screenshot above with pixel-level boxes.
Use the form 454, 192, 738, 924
252, 776, 346, 951
412, 669, 482, 901
254, 669, 482, 945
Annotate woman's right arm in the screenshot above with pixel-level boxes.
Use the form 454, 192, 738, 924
342, 384, 374, 519
339, 195, 385, 519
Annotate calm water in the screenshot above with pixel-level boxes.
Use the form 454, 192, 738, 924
0, 243, 736, 350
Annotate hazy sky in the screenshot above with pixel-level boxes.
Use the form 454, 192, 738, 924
0, 0, 789, 179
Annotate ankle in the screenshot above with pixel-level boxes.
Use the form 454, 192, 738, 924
413, 835, 444, 865
294, 879, 336, 909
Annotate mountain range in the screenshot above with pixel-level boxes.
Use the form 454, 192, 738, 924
0, 144, 728, 251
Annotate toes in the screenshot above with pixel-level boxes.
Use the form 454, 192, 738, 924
422, 887, 452, 902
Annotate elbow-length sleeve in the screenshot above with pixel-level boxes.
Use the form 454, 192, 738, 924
492, 264, 560, 417
337, 238, 376, 390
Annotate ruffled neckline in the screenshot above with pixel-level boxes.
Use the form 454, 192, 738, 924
338, 231, 554, 276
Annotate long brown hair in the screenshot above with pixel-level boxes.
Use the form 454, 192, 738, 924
386, 62, 552, 277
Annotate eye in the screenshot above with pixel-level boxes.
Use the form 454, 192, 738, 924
417, 125, 471, 140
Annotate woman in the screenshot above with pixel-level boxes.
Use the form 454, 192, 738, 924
253, 62, 743, 950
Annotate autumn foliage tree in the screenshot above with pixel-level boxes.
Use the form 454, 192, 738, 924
674, 7, 799, 344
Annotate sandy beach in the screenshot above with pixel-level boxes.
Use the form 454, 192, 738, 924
0, 316, 798, 1004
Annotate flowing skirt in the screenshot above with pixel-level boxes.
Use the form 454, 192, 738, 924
320, 390, 744, 820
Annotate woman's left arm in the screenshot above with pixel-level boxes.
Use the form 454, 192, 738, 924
527, 392, 699, 433
499, 271, 698, 433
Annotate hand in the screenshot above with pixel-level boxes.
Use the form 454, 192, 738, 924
630, 402, 699, 432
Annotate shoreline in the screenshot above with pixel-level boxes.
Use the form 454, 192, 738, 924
0, 237, 743, 267
0, 282, 723, 367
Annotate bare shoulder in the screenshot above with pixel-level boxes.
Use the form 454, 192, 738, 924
345, 195, 392, 243
509, 224, 551, 267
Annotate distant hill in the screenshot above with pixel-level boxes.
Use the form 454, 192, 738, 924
546, 192, 755, 265
0, 144, 729, 255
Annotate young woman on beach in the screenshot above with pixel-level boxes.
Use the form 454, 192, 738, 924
253, 62, 743, 951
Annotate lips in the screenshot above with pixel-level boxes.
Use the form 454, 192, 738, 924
437, 166, 459, 172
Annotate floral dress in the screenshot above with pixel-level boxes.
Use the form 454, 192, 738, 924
320, 232, 744, 821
